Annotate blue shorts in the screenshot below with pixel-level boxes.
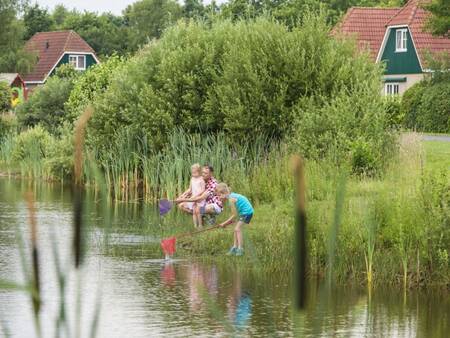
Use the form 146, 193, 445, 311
239, 214, 253, 224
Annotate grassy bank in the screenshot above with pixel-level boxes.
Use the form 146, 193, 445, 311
1, 130, 449, 288
183, 134, 449, 288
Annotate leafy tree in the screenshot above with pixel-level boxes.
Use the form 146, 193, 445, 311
0, 0, 36, 73
59, 10, 129, 56
23, 3, 55, 40
0, 81, 12, 113
183, 0, 205, 18
52, 4, 70, 26
123, 0, 183, 51
16, 68, 79, 133
87, 16, 391, 163
424, 0, 450, 36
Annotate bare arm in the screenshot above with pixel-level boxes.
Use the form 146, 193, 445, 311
219, 198, 237, 228
176, 189, 208, 203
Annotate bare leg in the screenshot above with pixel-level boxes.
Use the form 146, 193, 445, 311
192, 203, 198, 227
195, 205, 203, 227
235, 221, 244, 249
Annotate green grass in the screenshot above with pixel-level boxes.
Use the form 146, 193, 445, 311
423, 138, 450, 172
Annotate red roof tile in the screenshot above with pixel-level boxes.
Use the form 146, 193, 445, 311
335, 7, 399, 60
336, 0, 450, 67
23, 30, 96, 83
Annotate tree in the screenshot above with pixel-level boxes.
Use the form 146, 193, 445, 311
123, 0, 183, 51
0, 0, 36, 74
424, 0, 450, 36
183, 0, 205, 18
60, 10, 129, 56
23, 3, 55, 40
0, 81, 12, 113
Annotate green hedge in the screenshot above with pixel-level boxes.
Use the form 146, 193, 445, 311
402, 76, 450, 133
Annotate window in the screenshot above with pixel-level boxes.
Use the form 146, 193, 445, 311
68, 55, 86, 70
385, 83, 399, 95
395, 29, 407, 52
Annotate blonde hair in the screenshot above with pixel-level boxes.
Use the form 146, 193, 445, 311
216, 182, 231, 195
191, 163, 201, 173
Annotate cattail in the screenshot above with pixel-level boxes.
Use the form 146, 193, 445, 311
291, 155, 307, 310
25, 191, 41, 317
73, 105, 94, 268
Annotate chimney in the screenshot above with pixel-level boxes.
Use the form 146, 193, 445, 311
45, 41, 50, 49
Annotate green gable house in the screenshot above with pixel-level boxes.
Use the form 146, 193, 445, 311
336, 0, 450, 95
23, 30, 99, 91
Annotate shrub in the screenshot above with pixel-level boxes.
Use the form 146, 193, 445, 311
16, 76, 75, 133
0, 113, 18, 138
11, 125, 53, 162
0, 81, 11, 113
87, 15, 392, 161
383, 96, 403, 129
416, 80, 450, 133
402, 76, 450, 133
65, 55, 125, 123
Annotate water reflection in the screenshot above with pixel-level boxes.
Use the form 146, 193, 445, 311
0, 178, 449, 337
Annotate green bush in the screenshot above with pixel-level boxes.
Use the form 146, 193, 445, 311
402, 77, 450, 133
384, 96, 403, 129
16, 76, 75, 133
65, 55, 125, 123
87, 15, 392, 161
11, 125, 53, 162
0, 81, 11, 113
0, 113, 18, 139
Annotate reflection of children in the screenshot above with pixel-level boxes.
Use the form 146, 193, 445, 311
234, 291, 252, 330
161, 260, 175, 287
216, 183, 254, 256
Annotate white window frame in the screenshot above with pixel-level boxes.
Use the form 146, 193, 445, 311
68, 55, 86, 70
395, 29, 407, 52
385, 83, 400, 95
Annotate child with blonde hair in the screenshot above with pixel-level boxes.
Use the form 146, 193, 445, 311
178, 163, 206, 227
215, 183, 254, 256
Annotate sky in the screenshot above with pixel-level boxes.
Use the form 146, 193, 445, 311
36, 0, 219, 15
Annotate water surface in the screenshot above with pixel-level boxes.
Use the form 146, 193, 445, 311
0, 178, 448, 337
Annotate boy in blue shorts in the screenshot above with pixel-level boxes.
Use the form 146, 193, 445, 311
215, 183, 254, 256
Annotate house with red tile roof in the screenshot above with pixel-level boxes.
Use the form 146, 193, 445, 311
23, 30, 99, 91
335, 0, 450, 95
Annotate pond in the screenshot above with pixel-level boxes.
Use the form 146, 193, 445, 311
0, 178, 448, 337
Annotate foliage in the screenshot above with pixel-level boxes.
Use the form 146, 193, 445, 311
10, 124, 52, 162
383, 95, 403, 129
0, 112, 17, 138
0, 81, 12, 113
402, 75, 450, 133
123, 0, 183, 51
16, 75, 75, 133
59, 10, 131, 56
87, 16, 392, 165
0, 0, 36, 73
23, 3, 55, 40
424, 0, 450, 37
65, 55, 125, 123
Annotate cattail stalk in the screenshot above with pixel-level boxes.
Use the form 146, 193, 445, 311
25, 191, 41, 334
291, 155, 307, 310
73, 106, 94, 268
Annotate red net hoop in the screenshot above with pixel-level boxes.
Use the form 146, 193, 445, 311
161, 237, 176, 256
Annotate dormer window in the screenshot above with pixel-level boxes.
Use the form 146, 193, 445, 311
69, 55, 86, 70
395, 29, 407, 52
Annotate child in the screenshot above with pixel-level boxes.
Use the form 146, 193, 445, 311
186, 163, 206, 227
215, 183, 254, 256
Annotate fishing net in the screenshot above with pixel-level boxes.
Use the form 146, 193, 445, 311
159, 199, 173, 216
161, 236, 176, 256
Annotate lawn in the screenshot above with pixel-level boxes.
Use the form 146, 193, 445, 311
423, 135, 450, 171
